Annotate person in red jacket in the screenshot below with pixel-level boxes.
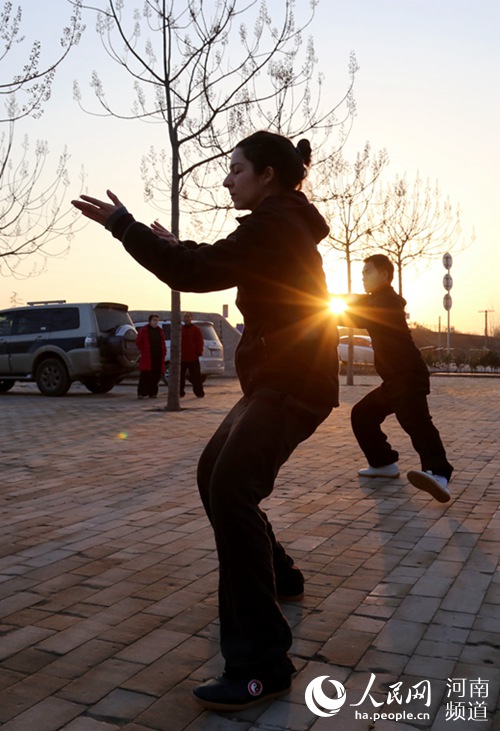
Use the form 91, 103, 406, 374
181, 312, 205, 398
136, 314, 166, 399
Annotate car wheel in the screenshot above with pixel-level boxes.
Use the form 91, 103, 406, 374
0, 380, 15, 393
82, 376, 117, 394
35, 358, 70, 396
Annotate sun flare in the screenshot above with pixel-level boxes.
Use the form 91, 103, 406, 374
329, 297, 347, 315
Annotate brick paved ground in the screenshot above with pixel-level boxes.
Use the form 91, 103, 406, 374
0, 375, 499, 731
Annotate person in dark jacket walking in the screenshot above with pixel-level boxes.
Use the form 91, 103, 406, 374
342, 254, 452, 502
71, 131, 339, 711
180, 312, 205, 398
136, 314, 166, 399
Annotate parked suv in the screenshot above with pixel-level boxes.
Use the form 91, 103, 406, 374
133, 319, 224, 380
0, 301, 139, 396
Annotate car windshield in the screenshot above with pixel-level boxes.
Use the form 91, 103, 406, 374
95, 306, 132, 333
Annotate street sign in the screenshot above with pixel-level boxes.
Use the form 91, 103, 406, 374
443, 293, 452, 311
443, 273, 453, 291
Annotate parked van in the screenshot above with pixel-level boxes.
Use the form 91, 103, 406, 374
133, 319, 224, 379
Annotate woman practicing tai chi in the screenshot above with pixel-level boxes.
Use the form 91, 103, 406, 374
72, 131, 339, 711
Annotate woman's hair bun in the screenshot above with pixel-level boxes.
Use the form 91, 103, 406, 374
296, 138, 312, 167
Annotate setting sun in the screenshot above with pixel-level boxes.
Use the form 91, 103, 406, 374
329, 296, 348, 315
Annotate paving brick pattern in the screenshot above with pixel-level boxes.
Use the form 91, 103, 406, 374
0, 376, 499, 730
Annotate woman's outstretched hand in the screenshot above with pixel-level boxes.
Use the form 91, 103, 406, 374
150, 219, 179, 244
71, 190, 125, 226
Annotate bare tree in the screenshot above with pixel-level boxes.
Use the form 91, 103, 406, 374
313, 142, 388, 384
74, 0, 358, 410
0, 1, 84, 277
371, 174, 470, 296
315, 143, 389, 292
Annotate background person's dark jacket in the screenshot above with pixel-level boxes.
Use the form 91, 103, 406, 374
107, 191, 339, 407
343, 285, 430, 392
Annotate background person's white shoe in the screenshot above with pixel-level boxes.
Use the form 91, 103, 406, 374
407, 470, 450, 503
358, 463, 400, 478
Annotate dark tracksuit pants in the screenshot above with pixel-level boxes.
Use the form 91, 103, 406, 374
137, 364, 163, 397
196, 387, 332, 678
180, 358, 204, 397
351, 383, 453, 480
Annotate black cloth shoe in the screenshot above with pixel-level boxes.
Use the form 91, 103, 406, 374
192, 670, 292, 711
276, 564, 304, 602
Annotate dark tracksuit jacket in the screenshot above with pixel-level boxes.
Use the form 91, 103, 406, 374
106, 191, 338, 677
344, 284, 429, 394
107, 191, 339, 406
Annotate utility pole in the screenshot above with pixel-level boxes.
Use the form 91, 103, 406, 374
478, 309, 494, 348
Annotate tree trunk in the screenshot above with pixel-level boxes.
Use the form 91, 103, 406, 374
346, 252, 355, 386
165, 141, 182, 412
166, 291, 182, 411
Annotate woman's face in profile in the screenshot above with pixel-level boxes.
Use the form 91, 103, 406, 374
223, 147, 275, 212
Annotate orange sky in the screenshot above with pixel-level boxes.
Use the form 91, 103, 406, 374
2, 1, 499, 336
